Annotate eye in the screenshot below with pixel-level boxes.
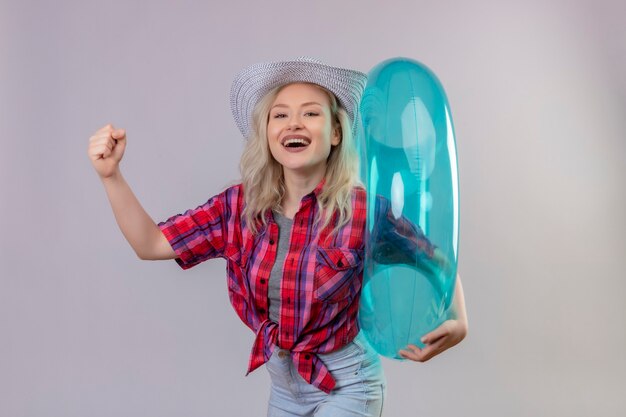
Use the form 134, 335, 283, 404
304, 112, 319, 117
273, 113, 287, 119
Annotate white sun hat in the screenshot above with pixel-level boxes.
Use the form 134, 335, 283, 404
230, 56, 367, 139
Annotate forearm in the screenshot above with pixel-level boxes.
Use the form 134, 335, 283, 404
100, 169, 164, 259
447, 275, 468, 328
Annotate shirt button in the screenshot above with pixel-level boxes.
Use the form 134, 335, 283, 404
337, 260, 344, 267
269, 239, 275, 245
259, 308, 266, 314
305, 354, 311, 360
260, 279, 266, 284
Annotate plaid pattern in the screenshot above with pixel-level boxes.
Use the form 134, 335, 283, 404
157, 178, 436, 393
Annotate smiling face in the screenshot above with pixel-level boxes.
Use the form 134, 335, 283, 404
267, 82, 341, 179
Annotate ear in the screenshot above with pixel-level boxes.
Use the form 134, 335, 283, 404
331, 124, 341, 146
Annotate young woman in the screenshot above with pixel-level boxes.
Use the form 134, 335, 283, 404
87, 57, 468, 417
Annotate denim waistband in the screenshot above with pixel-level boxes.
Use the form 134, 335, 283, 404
274, 330, 373, 361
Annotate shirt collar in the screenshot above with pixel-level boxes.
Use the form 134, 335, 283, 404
264, 176, 326, 222
305, 176, 326, 201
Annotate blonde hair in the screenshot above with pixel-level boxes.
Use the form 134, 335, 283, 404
239, 82, 362, 238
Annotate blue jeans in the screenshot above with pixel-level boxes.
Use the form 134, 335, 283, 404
265, 330, 387, 417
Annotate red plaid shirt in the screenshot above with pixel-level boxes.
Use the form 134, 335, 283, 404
157, 177, 436, 393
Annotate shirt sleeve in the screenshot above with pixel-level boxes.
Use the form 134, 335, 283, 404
372, 194, 437, 266
157, 191, 228, 270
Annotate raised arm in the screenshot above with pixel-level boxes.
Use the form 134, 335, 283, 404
100, 171, 176, 260
87, 124, 175, 260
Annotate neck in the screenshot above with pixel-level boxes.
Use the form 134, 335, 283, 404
281, 168, 325, 212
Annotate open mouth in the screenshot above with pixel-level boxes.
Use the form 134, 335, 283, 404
282, 138, 311, 148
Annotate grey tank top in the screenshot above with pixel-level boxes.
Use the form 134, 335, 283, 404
268, 210, 293, 323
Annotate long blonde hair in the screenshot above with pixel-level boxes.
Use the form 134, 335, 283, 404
239, 82, 362, 237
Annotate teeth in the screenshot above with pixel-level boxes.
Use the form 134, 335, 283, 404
283, 138, 310, 147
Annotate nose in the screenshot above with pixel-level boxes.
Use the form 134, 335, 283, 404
287, 114, 303, 130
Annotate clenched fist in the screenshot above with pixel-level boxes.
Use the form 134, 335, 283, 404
87, 124, 127, 179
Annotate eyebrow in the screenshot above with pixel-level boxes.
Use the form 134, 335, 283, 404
271, 101, 323, 109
